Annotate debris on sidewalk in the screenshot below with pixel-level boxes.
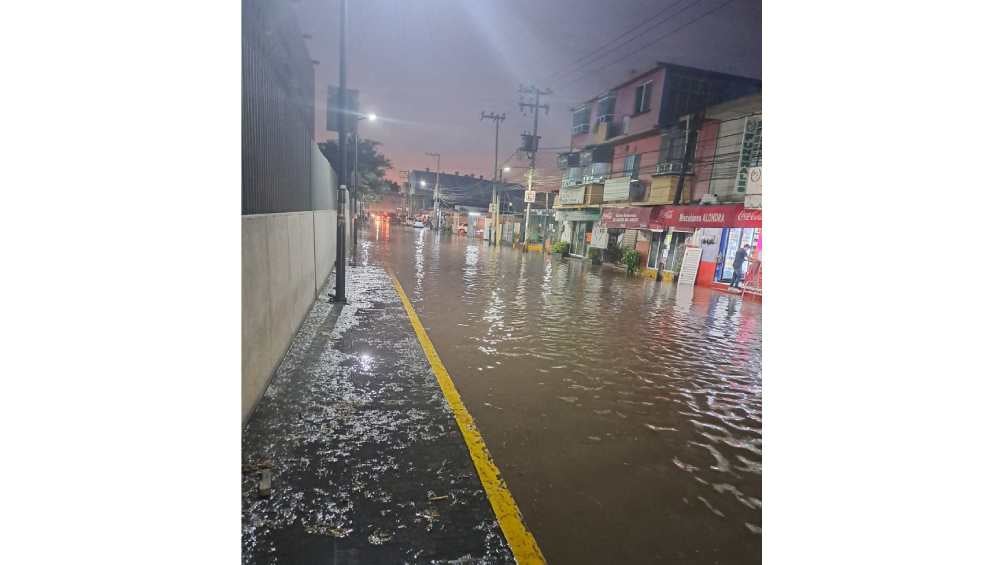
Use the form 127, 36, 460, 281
241, 265, 514, 564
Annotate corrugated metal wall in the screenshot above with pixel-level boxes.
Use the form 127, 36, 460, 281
242, 0, 322, 215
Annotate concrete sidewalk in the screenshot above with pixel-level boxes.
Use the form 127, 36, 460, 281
242, 265, 515, 564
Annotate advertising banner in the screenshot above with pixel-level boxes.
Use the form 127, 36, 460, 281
651, 205, 761, 229
603, 177, 632, 202
600, 206, 652, 229
558, 186, 585, 205
555, 210, 601, 222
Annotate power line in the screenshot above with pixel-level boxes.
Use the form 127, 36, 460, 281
550, 0, 700, 82
566, 0, 741, 86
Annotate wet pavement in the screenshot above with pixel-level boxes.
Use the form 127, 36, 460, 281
366, 221, 762, 565
242, 265, 514, 564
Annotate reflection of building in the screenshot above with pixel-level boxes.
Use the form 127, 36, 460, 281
555, 63, 762, 296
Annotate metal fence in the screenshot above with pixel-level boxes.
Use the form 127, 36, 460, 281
242, 0, 321, 215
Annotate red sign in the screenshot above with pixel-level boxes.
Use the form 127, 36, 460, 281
651, 205, 761, 229
735, 208, 762, 228
600, 206, 652, 229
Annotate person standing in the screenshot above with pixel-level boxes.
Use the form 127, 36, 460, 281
730, 244, 750, 288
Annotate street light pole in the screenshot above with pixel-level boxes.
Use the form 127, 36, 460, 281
351, 113, 376, 259
496, 166, 510, 247
333, 0, 348, 303
480, 111, 505, 246
352, 131, 358, 256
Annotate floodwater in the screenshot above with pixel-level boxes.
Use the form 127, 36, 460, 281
362, 220, 761, 565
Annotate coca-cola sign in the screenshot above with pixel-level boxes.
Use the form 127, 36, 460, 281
651, 205, 761, 229
735, 208, 762, 227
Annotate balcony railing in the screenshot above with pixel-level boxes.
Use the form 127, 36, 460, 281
561, 176, 582, 188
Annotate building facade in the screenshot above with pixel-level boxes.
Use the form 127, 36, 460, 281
555, 63, 763, 296
242, 0, 343, 422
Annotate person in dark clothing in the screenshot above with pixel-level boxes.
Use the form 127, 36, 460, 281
730, 244, 750, 288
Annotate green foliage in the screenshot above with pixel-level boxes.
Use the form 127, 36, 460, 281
317, 138, 393, 202
552, 241, 570, 254
587, 247, 602, 261
621, 248, 641, 275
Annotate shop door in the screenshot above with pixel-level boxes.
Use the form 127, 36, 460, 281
648, 231, 663, 269
666, 232, 690, 273
717, 227, 760, 282
571, 222, 587, 255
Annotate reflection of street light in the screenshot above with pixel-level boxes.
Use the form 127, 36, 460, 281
425, 152, 442, 229
503, 166, 511, 173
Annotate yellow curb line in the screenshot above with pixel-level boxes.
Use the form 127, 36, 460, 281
388, 271, 546, 564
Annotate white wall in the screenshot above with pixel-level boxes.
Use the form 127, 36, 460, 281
242, 210, 338, 423
312, 209, 337, 292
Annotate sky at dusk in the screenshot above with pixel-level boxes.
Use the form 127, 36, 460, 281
293, 0, 761, 187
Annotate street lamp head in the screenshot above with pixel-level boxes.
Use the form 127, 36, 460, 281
502, 166, 511, 172
367, 113, 377, 122
420, 180, 427, 187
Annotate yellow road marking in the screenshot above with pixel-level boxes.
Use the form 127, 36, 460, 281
389, 272, 546, 564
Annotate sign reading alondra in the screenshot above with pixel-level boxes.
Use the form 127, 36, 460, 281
600, 206, 652, 229
651, 205, 761, 229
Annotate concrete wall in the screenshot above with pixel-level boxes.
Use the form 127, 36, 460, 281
312, 209, 337, 292
242, 210, 338, 423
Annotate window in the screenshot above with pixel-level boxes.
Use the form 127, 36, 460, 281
659, 127, 686, 164
624, 154, 640, 180
634, 81, 652, 114
572, 106, 591, 134
597, 95, 615, 123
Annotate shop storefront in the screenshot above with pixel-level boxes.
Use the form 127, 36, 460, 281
599, 206, 654, 264
652, 230, 695, 273
556, 210, 601, 256
650, 205, 762, 291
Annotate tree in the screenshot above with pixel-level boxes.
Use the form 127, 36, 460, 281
317, 138, 393, 203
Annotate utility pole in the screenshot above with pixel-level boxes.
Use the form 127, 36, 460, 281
673, 111, 704, 205
518, 85, 551, 246
425, 152, 441, 229
352, 131, 358, 256
481, 111, 505, 246
333, 0, 348, 302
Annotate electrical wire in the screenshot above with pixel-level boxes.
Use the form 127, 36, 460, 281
566, 0, 741, 86
549, 0, 701, 82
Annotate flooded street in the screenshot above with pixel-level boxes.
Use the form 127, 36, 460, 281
362, 222, 762, 564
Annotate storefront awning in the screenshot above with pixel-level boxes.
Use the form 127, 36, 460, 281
650, 205, 761, 229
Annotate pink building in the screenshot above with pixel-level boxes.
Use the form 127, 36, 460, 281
555, 63, 761, 282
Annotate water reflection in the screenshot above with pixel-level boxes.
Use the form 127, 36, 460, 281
364, 226, 762, 564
